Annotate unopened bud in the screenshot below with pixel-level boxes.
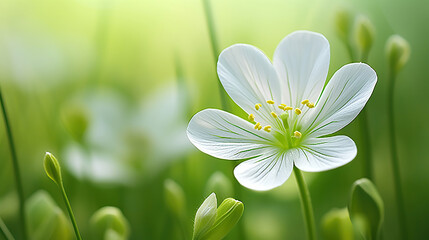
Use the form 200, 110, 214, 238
61, 103, 89, 143
205, 172, 233, 201
335, 9, 353, 41
321, 208, 354, 240
44, 152, 63, 186
348, 178, 384, 240
164, 179, 186, 218
202, 198, 244, 240
193, 193, 217, 240
354, 15, 375, 56
26, 190, 72, 240
386, 35, 410, 74
90, 206, 130, 240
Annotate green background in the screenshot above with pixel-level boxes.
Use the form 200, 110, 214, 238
0, 0, 427, 239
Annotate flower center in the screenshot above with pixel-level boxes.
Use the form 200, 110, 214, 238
249, 99, 316, 149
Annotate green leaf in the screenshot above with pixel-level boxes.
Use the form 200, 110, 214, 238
90, 206, 130, 240
26, 190, 72, 240
348, 178, 384, 240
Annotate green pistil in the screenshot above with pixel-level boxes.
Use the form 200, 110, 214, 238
279, 112, 304, 149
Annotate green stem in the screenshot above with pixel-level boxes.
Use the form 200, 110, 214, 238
92, 2, 110, 88
345, 41, 355, 62
202, 0, 230, 111
0, 87, 27, 240
174, 53, 192, 118
387, 70, 408, 240
359, 50, 373, 180
294, 167, 316, 240
59, 184, 82, 240
354, 49, 373, 180
0, 217, 15, 240
357, 108, 373, 180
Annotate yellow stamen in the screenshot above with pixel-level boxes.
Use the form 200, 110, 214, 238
307, 102, 315, 108
263, 125, 272, 132
295, 108, 302, 115
255, 103, 262, 110
248, 114, 255, 122
280, 103, 286, 107
266, 100, 275, 104
258, 125, 262, 130
254, 122, 261, 130
294, 131, 302, 138
301, 99, 309, 105
284, 106, 293, 111
278, 105, 285, 110
271, 112, 278, 118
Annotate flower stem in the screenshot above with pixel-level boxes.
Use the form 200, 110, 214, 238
0, 86, 27, 240
357, 108, 373, 180
358, 53, 373, 180
0, 217, 15, 240
387, 70, 408, 239
91, 1, 110, 88
59, 184, 82, 240
348, 49, 374, 180
202, 0, 230, 111
294, 167, 316, 240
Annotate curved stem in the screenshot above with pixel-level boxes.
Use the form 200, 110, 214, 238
387, 71, 408, 239
0, 217, 15, 240
0, 87, 27, 240
294, 167, 316, 240
59, 184, 82, 240
202, 0, 230, 111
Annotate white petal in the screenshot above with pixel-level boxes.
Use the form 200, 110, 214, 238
302, 63, 377, 138
273, 31, 330, 107
217, 44, 281, 123
294, 136, 357, 172
187, 109, 275, 160
234, 149, 295, 191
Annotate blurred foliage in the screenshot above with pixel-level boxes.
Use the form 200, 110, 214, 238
0, 0, 428, 239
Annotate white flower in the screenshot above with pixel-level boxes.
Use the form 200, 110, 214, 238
187, 31, 377, 191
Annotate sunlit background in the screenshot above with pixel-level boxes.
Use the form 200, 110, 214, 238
0, 0, 427, 239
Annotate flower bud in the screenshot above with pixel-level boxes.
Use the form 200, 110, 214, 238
205, 172, 233, 202
44, 152, 63, 186
193, 193, 217, 240
26, 190, 72, 240
354, 15, 375, 56
164, 179, 186, 218
335, 9, 353, 41
61, 103, 89, 143
90, 206, 130, 240
321, 208, 354, 240
386, 35, 410, 74
202, 198, 244, 240
348, 178, 384, 240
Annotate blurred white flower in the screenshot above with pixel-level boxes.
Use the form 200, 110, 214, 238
63, 90, 135, 185
63, 84, 193, 185
187, 31, 377, 191
130, 83, 193, 176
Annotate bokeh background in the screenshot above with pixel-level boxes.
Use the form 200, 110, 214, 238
0, 0, 427, 239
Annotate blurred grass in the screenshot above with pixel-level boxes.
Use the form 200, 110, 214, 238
0, 0, 428, 239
